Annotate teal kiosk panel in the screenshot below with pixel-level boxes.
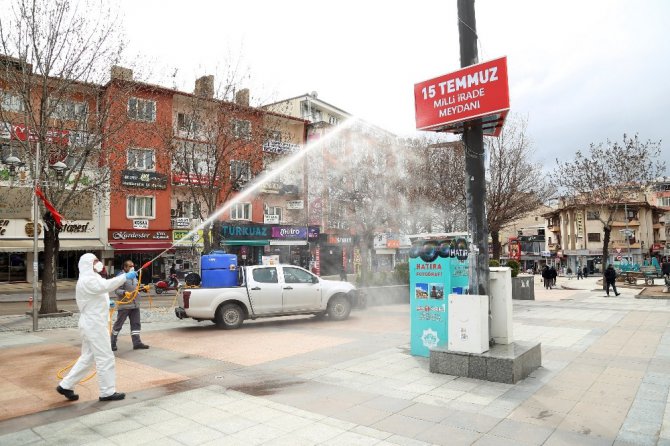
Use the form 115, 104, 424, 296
410, 239, 469, 357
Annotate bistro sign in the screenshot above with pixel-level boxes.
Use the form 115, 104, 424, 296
121, 170, 168, 190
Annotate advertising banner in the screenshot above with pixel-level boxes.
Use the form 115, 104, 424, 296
409, 238, 469, 357
414, 57, 509, 136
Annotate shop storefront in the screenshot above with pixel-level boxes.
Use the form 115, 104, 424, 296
221, 223, 319, 268
0, 197, 104, 283
172, 229, 204, 277
108, 229, 173, 284
318, 233, 353, 276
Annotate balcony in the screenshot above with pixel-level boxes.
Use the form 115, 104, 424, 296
611, 220, 640, 227
260, 181, 301, 195
548, 225, 560, 233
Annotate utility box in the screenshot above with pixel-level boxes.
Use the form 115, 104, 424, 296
489, 267, 514, 345
447, 294, 489, 354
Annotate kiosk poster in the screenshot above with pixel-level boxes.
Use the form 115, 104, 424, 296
409, 238, 469, 357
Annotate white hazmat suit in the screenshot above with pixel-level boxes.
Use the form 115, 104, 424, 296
59, 253, 129, 398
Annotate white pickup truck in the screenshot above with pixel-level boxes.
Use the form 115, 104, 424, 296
175, 264, 364, 329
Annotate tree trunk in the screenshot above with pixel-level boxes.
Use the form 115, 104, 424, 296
491, 230, 501, 260
359, 234, 372, 285
602, 226, 611, 290
40, 226, 59, 314
202, 222, 213, 254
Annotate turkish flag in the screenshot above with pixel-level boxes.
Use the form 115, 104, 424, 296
35, 186, 64, 229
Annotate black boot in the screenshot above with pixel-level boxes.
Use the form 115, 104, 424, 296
57, 385, 79, 401
110, 334, 117, 352
132, 334, 149, 350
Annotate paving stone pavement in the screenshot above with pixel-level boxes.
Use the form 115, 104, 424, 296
0, 277, 669, 445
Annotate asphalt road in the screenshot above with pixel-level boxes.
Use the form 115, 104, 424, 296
0, 292, 179, 316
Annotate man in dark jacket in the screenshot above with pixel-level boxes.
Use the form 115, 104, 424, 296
604, 264, 620, 297
111, 260, 149, 351
541, 265, 551, 289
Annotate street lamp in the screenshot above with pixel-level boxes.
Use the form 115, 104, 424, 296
50, 161, 68, 183
4, 155, 22, 179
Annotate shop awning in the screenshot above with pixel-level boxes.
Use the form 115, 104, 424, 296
222, 240, 269, 246
109, 242, 174, 251
269, 240, 307, 246
0, 239, 105, 252
0, 240, 43, 252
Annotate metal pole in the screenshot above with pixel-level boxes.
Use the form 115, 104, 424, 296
457, 0, 490, 297
32, 142, 40, 331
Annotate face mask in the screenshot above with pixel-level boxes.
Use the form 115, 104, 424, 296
93, 261, 104, 273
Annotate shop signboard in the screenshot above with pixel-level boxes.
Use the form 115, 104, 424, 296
286, 200, 304, 210
308, 226, 320, 240
109, 229, 171, 240
121, 170, 168, 190
264, 214, 280, 224
409, 238, 469, 357
133, 219, 149, 229
271, 226, 307, 240
173, 229, 204, 247
221, 224, 271, 239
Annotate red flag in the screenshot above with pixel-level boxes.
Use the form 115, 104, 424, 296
35, 186, 64, 229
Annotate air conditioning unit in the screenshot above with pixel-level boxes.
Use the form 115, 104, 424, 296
170, 209, 177, 217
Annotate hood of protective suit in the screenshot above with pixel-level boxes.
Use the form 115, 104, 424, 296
76, 253, 126, 326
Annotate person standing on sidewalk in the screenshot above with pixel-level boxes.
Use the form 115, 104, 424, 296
57, 253, 133, 402
577, 265, 583, 280
111, 260, 149, 351
604, 264, 620, 297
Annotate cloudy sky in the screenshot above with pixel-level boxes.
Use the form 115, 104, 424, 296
119, 0, 669, 172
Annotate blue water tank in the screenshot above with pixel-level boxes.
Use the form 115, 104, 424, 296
200, 252, 238, 288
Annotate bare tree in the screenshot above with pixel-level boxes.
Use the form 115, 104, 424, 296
551, 134, 665, 275
486, 115, 554, 260
0, 0, 129, 313
316, 122, 399, 283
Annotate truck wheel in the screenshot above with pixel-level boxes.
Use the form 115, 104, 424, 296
327, 295, 351, 321
216, 303, 244, 329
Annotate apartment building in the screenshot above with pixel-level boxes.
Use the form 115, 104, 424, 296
543, 193, 667, 273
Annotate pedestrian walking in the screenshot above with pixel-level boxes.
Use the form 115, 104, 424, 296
111, 260, 149, 351
549, 265, 558, 288
577, 265, 583, 280
57, 253, 133, 402
604, 264, 620, 297
583, 266, 589, 278
541, 265, 551, 290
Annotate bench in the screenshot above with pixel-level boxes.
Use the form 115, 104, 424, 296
640, 266, 662, 285
621, 271, 644, 285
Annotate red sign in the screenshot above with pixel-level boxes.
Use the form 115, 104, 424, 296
387, 240, 400, 249
414, 57, 510, 136
172, 172, 219, 186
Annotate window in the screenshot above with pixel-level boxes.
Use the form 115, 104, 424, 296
283, 267, 314, 284
264, 205, 282, 222
252, 267, 278, 283
127, 148, 155, 170
230, 160, 250, 182
232, 119, 251, 140
627, 209, 638, 220
658, 197, 670, 207
328, 116, 340, 125
128, 97, 156, 122
177, 112, 198, 133
176, 201, 199, 219
587, 233, 601, 242
586, 211, 600, 220
230, 203, 251, 220
127, 196, 154, 218
1, 91, 25, 112
50, 99, 87, 121
265, 130, 281, 141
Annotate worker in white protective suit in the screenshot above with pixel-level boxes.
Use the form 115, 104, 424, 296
57, 253, 137, 402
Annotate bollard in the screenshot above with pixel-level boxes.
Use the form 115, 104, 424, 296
28, 296, 33, 308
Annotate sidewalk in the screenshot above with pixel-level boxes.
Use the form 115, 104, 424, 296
2, 282, 670, 445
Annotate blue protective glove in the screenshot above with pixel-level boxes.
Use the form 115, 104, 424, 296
109, 300, 116, 309
125, 270, 138, 280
